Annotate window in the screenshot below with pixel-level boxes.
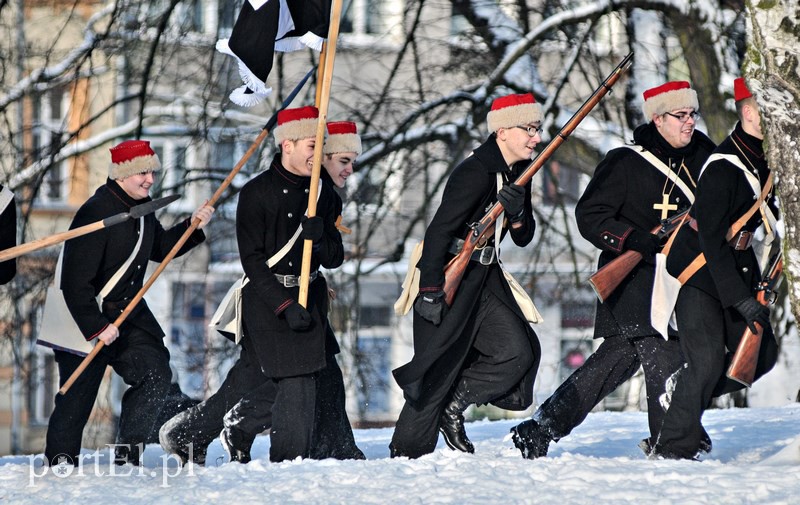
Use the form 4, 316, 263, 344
359, 305, 392, 328
31, 87, 68, 205
342, 0, 385, 36
541, 160, 581, 206
28, 351, 57, 424
561, 301, 595, 329
355, 336, 392, 415
218, 0, 245, 36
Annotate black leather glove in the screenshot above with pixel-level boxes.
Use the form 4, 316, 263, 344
625, 229, 661, 263
284, 302, 313, 331
733, 297, 770, 334
301, 216, 324, 242
413, 290, 448, 326
497, 184, 525, 219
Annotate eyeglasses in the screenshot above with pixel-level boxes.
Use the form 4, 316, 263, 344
664, 111, 700, 123
515, 125, 544, 137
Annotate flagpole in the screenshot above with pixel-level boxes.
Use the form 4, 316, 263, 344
59, 69, 315, 395
298, 0, 343, 307
316, 41, 328, 107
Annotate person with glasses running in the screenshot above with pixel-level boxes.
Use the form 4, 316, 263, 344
390, 93, 543, 458
511, 81, 716, 460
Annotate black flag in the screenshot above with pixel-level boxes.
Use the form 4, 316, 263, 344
217, 0, 331, 107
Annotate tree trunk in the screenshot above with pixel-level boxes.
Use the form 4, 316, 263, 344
745, 1, 800, 328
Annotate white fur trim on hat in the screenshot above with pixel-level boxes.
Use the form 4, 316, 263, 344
487, 103, 543, 133
642, 88, 699, 121
273, 118, 319, 148
323, 133, 362, 155
109, 154, 161, 180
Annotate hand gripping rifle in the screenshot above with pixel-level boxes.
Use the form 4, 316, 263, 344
726, 250, 783, 387
442, 52, 633, 306
588, 208, 689, 302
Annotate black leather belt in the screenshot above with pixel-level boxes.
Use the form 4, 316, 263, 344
449, 238, 497, 265
275, 271, 318, 287
687, 218, 752, 251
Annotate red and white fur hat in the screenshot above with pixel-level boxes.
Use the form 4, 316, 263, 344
273, 106, 319, 148
323, 121, 362, 156
487, 93, 543, 133
642, 81, 699, 120
109, 140, 161, 179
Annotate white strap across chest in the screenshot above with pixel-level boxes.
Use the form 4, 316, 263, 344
623, 145, 695, 204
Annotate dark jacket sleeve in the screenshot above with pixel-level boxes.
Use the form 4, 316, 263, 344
694, 162, 753, 307
61, 203, 113, 340
575, 150, 635, 254
0, 191, 16, 285
418, 160, 490, 289
149, 215, 206, 262
236, 180, 297, 314
312, 185, 344, 268
507, 178, 535, 246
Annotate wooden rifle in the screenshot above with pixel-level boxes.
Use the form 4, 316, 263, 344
727, 250, 783, 387
588, 208, 689, 302
442, 52, 633, 306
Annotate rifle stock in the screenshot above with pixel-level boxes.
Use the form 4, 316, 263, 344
727, 253, 783, 387
588, 250, 643, 302
588, 209, 689, 302
442, 52, 634, 306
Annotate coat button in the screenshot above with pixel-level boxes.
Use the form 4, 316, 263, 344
283, 189, 288, 194
288, 212, 293, 218
742, 267, 749, 273
305, 189, 309, 193
289, 261, 293, 267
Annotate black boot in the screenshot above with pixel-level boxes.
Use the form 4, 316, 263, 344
159, 413, 208, 466
220, 425, 253, 464
439, 382, 474, 454
510, 419, 551, 459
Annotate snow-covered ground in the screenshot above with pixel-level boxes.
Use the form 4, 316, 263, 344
1, 404, 799, 504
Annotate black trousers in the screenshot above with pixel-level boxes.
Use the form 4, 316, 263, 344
654, 286, 778, 458
228, 353, 363, 460
45, 326, 173, 464
536, 332, 684, 443
159, 341, 266, 454
269, 374, 316, 462
391, 291, 535, 458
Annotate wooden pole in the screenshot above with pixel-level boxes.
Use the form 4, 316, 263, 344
59, 69, 315, 395
0, 195, 179, 263
298, 0, 344, 307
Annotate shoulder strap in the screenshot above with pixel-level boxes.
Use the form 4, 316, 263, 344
622, 145, 695, 204
55, 216, 145, 303
673, 172, 774, 284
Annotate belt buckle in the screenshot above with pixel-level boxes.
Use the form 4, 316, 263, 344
479, 247, 495, 265
280, 274, 296, 288
734, 231, 752, 251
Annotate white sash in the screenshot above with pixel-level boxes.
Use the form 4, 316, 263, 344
38, 216, 146, 355
623, 145, 696, 205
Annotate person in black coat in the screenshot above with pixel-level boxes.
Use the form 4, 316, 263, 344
512, 81, 716, 459
217, 120, 364, 463
390, 93, 543, 459
0, 184, 16, 284
650, 78, 779, 460
44, 140, 213, 467
160, 106, 344, 464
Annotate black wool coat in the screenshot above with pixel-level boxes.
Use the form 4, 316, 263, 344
237, 154, 344, 378
0, 185, 16, 285
576, 123, 716, 339
392, 136, 539, 411
667, 122, 779, 309
62, 179, 206, 340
